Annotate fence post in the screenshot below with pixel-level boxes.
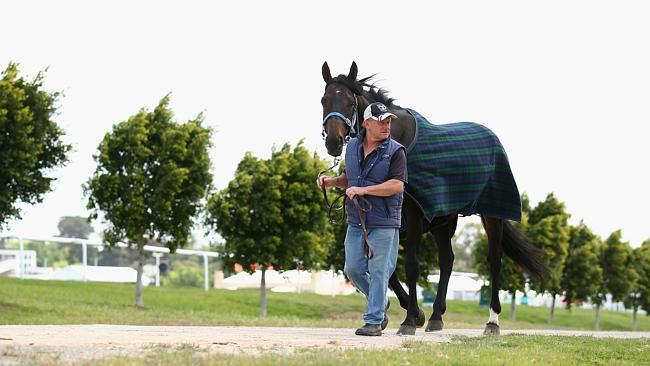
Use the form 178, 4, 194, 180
203, 255, 209, 292
154, 252, 161, 287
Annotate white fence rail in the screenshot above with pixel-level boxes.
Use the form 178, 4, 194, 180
0, 235, 219, 292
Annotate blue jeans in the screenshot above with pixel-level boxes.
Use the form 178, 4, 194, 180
344, 226, 399, 325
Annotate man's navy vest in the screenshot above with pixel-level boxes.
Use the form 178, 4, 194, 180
345, 135, 405, 229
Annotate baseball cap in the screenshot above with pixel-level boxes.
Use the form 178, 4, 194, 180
363, 102, 397, 121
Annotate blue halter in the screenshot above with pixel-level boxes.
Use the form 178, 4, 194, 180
322, 94, 359, 141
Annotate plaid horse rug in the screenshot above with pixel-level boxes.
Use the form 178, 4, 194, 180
404, 109, 522, 222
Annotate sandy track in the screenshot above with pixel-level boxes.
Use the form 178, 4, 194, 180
1, 325, 649, 363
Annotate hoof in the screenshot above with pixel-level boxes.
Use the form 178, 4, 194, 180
397, 324, 416, 336
415, 308, 426, 328
425, 319, 444, 332
483, 323, 500, 336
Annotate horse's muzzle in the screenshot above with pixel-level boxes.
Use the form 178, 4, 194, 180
325, 135, 344, 157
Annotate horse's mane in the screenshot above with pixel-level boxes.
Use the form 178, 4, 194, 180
328, 74, 400, 109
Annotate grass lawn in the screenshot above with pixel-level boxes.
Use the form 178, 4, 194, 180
86, 336, 650, 365
1, 276, 648, 331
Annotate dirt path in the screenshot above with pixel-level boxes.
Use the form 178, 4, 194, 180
1, 325, 649, 364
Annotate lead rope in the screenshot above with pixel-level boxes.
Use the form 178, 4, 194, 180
317, 157, 374, 260
351, 195, 375, 260
317, 157, 344, 223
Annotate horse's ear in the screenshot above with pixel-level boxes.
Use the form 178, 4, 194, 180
348, 61, 358, 81
322, 62, 332, 83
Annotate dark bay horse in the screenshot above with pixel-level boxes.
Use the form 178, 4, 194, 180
320, 61, 548, 335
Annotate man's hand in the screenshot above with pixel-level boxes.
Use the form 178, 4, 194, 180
317, 174, 348, 190
346, 186, 367, 200
316, 175, 334, 189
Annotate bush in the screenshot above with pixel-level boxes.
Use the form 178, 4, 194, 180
163, 264, 204, 287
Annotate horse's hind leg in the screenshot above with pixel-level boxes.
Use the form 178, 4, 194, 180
426, 214, 458, 332
482, 215, 504, 335
396, 197, 425, 335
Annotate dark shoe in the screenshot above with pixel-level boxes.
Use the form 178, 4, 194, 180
355, 323, 382, 336
381, 299, 390, 330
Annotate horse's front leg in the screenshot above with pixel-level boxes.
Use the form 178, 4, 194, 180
426, 214, 458, 331
388, 271, 408, 311
396, 199, 425, 335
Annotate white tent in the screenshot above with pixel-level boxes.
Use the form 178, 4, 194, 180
428, 273, 482, 301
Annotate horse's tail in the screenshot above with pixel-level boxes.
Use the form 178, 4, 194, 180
501, 221, 549, 281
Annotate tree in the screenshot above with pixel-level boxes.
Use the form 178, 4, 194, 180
84, 96, 212, 308
520, 192, 532, 214
206, 142, 330, 318
0, 63, 71, 228
594, 230, 635, 330
451, 222, 481, 273
323, 184, 348, 275
58, 216, 94, 239
624, 241, 649, 330
528, 193, 570, 325
2, 238, 65, 267
56, 216, 95, 263
527, 192, 567, 225
163, 260, 204, 287
633, 240, 650, 329
393, 230, 439, 289
562, 222, 602, 309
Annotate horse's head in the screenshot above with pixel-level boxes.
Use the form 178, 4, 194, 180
321, 61, 361, 157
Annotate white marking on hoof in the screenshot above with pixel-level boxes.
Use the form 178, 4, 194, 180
487, 307, 500, 326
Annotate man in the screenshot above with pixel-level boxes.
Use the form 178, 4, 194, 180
317, 102, 407, 336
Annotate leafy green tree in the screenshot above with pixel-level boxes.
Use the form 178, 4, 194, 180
0, 63, 71, 227
324, 205, 347, 275
528, 193, 570, 325
3, 238, 65, 267
592, 240, 606, 330
54, 216, 95, 264
206, 142, 330, 318
527, 192, 567, 225
520, 192, 532, 214
325, 216, 346, 274
323, 162, 347, 274
32, 241, 66, 267
57, 216, 94, 239
634, 240, 650, 329
393, 231, 439, 289
451, 222, 481, 273
163, 261, 203, 287
562, 222, 602, 309
593, 230, 635, 330
624, 241, 649, 330
84, 96, 212, 308
97, 246, 139, 267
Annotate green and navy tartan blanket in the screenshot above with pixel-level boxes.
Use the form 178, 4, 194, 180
404, 109, 522, 222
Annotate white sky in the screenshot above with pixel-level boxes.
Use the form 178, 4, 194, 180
1, 1, 649, 246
